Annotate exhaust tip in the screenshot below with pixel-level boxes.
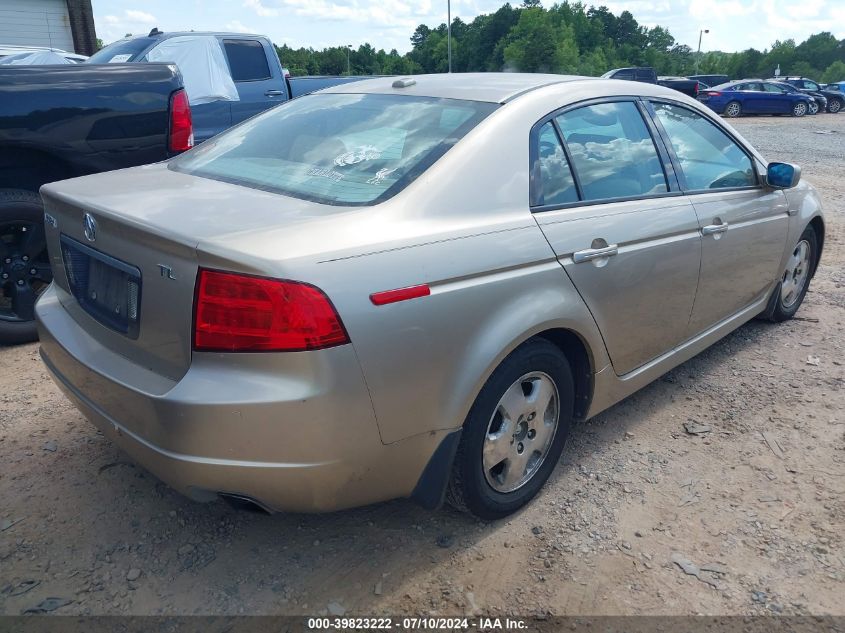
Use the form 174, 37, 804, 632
218, 493, 273, 515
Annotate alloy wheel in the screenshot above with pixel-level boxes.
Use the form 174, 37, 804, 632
781, 239, 811, 309
793, 102, 807, 117
725, 102, 741, 117
0, 220, 51, 323
482, 371, 560, 493
808, 101, 819, 115
829, 99, 842, 114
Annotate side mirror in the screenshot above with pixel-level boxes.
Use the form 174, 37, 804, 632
766, 162, 801, 189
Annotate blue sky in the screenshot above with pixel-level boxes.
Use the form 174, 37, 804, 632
91, 0, 845, 55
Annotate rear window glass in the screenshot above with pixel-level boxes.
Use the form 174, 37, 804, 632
87, 38, 152, 63
170, 93, 497, 206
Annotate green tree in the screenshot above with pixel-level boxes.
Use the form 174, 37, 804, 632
503, 8, 578, 72
795, 32, 840, 72
821, 60, 845, 83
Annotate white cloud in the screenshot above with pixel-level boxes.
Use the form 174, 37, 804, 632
243, 0, 279, 17
96, 9, 159, 44
225, 20, 256, 33
125, 9, 157, 24
277, 0, 417, 28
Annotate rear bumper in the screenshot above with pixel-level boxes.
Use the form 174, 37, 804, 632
36, 284, 446, 512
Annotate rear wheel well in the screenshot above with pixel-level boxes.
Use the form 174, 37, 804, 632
532, 329, 593, 421
809, 216, 824, 275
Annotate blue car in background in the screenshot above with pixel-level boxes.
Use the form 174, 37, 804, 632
698, 80, 814, 118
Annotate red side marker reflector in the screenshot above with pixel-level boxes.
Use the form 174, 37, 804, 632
370, 284, 430, 306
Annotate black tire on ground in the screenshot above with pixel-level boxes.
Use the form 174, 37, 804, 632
808, 100, 819, 115
767, 225, 818, 323
446, 338, 574, 520
828, 98, 842, 114
724, 101, 742, 117
0, 189, 49, 345
792, 101, 808, 117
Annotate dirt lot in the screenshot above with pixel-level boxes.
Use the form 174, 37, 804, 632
1, 114, 843, 618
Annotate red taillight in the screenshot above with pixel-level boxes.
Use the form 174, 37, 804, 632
193, 269, 349, 352
169, 88, 193, 153
706, 91, 722, 97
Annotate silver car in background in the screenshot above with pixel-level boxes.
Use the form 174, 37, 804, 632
36, 74, 824, 519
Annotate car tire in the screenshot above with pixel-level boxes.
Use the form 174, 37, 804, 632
446, 338, 574, 520
792, 101, 808, 117
828, 98, 842, 114
767, 225, 818, 323
808, 100, 819, 115
724, 101, 742, 117
0, 189, 51, 346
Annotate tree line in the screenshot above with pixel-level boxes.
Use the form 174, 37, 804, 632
275, 1, 845, 83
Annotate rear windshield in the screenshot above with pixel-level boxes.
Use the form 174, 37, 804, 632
169, 93, 497, 206
87, 37, 152, 63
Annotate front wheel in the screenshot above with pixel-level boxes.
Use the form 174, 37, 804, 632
724, 101, 742, 118
808, 100, 819, 115
446, 338, 574, 520
792, 101, 808, 117
768, 225, 818, 322
0, 190, 52, 345
828, 98, 842, 114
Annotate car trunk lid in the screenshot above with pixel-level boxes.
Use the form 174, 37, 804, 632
41, 184, 200, 381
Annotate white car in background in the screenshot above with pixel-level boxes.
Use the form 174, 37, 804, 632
0, 45, 88, 64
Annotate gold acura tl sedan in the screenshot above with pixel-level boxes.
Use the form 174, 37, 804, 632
35, 74, 824, 519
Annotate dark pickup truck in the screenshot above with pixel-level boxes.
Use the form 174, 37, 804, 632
0, 31, 364, 344
601, 67, 700, 98
0, 63, 191, 344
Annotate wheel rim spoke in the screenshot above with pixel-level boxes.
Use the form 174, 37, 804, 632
497, 381, 528, 424
483, 425, 512, 467
19, 222, 46, 259
531, 418, 555, 447
10, 282, 36, 321
527, 377, 555, 417
501, 451, 531, 488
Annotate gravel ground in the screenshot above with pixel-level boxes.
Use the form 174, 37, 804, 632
0, 113, 843, 618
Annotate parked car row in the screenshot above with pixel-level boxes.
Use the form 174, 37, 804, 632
697, 78, 843, 118
601, 67, 700, 97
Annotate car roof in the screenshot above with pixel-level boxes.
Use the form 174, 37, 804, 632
121, 31, 266, 42
320, 73, 595, 104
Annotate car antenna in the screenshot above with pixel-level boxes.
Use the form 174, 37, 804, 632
149, 27, 162, 37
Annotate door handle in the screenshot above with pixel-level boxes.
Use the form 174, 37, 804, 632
573, 244, 618, 263
701, 222, 729, 236
265, 90, 284, 96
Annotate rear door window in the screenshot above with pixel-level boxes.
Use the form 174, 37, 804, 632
651, 102, 756, 190
223, 39, 271, 81
532, 122, 578, 206
555, 101, 668, 201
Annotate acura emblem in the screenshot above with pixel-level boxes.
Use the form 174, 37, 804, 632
83, 213, 97, 242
